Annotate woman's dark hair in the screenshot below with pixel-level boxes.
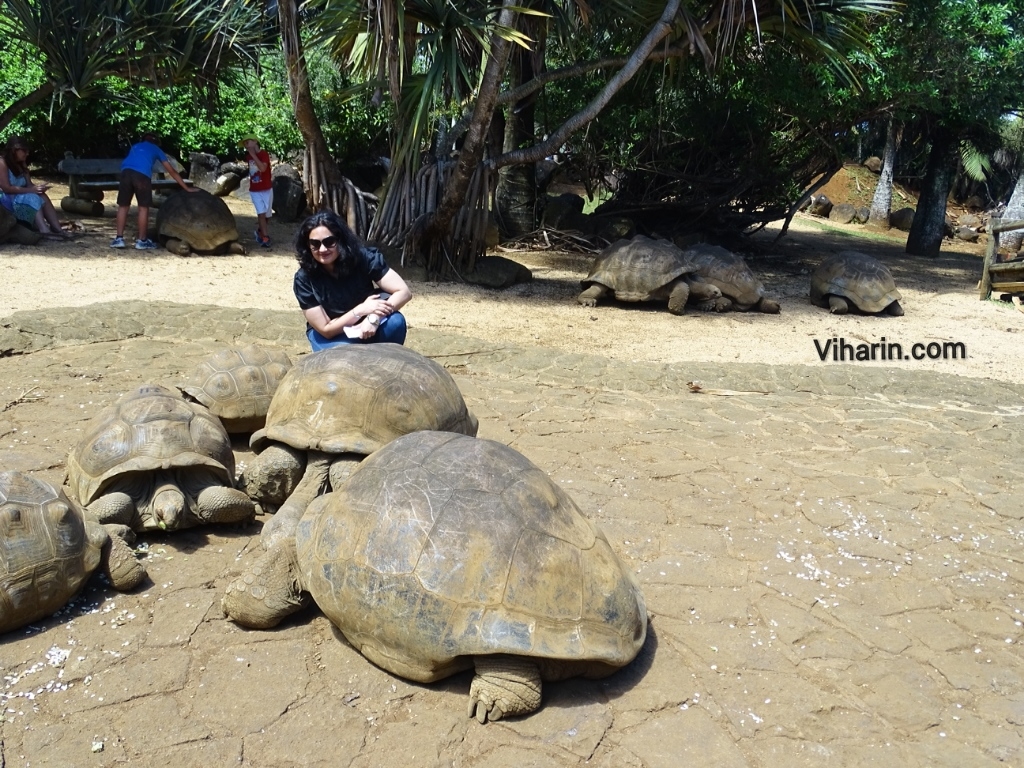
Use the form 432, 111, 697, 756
294, 210, 363, 275
3, 136, 30, 176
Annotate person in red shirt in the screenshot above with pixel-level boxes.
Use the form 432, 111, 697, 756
238, 135, 273, 247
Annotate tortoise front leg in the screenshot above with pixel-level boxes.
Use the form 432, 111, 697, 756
577, 283, 611, 307
222, 537, 310, 629
666, 280, 691, 314
260, 452, 331, 550
87, 492, 139, 529
828, 295, 850, 314
468, 656, 543, 723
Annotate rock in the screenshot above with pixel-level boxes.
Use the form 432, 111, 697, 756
958, 213, 982, 229
593, 216, 635, 242
808, 195, 833, 217
890, 207, 915, 231
855, 206, 870, 224
465, 256, 532, 288
963, 195, 985, 211
955, 226, 980, 243
2, 222, 43, 245
231, 177, 251, 200
60, 196, 104, 217
189, 152, 222, 194
0, 204, 16, 239
829, 202, 857, 224
220, 161, 249, 177
863, 156, 883, 173
272, 164, 306, 222
214, 173, 241, 196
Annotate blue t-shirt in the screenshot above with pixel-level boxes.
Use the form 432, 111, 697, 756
293, 247, 390, 326
121, 141, 169, 175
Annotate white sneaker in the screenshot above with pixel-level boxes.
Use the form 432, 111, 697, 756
110, 236, 126, 248
134, 238, 158, 250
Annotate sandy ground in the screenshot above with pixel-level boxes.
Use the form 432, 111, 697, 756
2, 180, 1021, 382
2, 181, 1024, 767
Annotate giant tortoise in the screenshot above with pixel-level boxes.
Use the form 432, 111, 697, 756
240, 344, 479, 549
810, 251, 904, 316
155, 189, 246, 256
180, 344, 293, 434
577, 235, 722, 314
685, 244, 781, 313
223, 431, 647, 723
66, 383, 255, 532
1, 471, 144, 634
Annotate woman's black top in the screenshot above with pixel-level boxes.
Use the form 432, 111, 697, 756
293, 247, 390, 328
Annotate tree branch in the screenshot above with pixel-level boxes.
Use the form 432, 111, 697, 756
492, 0, 682, 170
0, 82, 55, 134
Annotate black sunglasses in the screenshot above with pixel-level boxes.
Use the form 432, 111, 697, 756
308, 235, 339, 251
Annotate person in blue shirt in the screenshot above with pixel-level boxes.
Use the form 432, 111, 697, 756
293, 210, 412, 350
111, 132, 196, 250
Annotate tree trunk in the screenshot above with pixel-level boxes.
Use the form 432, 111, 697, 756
280, 0, 370, 231
494, 19, 543, 239
413, 0, 518, 276
906, 128, 957, 257
1002, 170, 1024, 253
867, 120, 902, 230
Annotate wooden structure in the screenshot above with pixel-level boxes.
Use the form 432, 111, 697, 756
58, 155, 191, 201
979, 218, 1024, 299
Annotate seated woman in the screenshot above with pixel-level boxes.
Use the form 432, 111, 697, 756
0, 136, 69, 240
293, 210, 412, 351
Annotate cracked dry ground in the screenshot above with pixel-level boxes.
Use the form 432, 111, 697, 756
1, 303, 1023, 767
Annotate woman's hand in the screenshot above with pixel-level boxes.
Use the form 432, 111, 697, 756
357, 294, 393, 318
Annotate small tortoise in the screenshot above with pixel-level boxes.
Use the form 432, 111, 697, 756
685, 244, 781, 313
66, 384, 255, 532
180, 344, 293, 434
240, 344, 479, 549
155, 189, 246, 256
223, 431, 647, 723
1, 471, 145, 634
810, 251, 904, 316
578, 235, 721, 314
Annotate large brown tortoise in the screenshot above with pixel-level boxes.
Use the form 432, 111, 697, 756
65, 384, 255, 532
155, 189, 246, 256
810, 251, 904, 316
180, 343, 293, 434
239, 344, 479, 550
1, 471, 145, 634
577, 235, 722, 314
684, 244, 781, 313
223, 431, 648, 723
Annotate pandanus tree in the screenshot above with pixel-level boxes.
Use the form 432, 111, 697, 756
0, 0, 265, 134
310, 0, 895, 278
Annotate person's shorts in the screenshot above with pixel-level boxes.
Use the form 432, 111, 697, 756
250, 189, 273, 217
116, 169, 153, 207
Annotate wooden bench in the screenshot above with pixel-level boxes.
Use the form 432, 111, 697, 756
58, 154, 191, 201
979, 218, 1024, 299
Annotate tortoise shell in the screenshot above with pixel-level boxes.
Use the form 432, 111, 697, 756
685, 244, 767, 310
581, 235, 698, 301
0, 471, 103, 634
181, 344, 293, 433
66, 383, 235, 507
810, 251, 902, 313
155, 189, 239, 252
296, 431, 647, 682
251, 344, 478, 456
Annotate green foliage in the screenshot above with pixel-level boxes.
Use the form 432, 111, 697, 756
0, 40, 48, 139
0, 45, 389, 170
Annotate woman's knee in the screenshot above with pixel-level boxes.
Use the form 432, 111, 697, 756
379, 312, 407, 344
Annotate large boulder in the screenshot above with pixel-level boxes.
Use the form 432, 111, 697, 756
541, 193, 586, 229
863, 156, 883, 174
189, 152, 222, 194
214, 173, 242, 196
0, 206, 43, 245
272, 164, 306, 222
829, 202, 857, 224
808, 195, 833, 217
890, 207, 915, 231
